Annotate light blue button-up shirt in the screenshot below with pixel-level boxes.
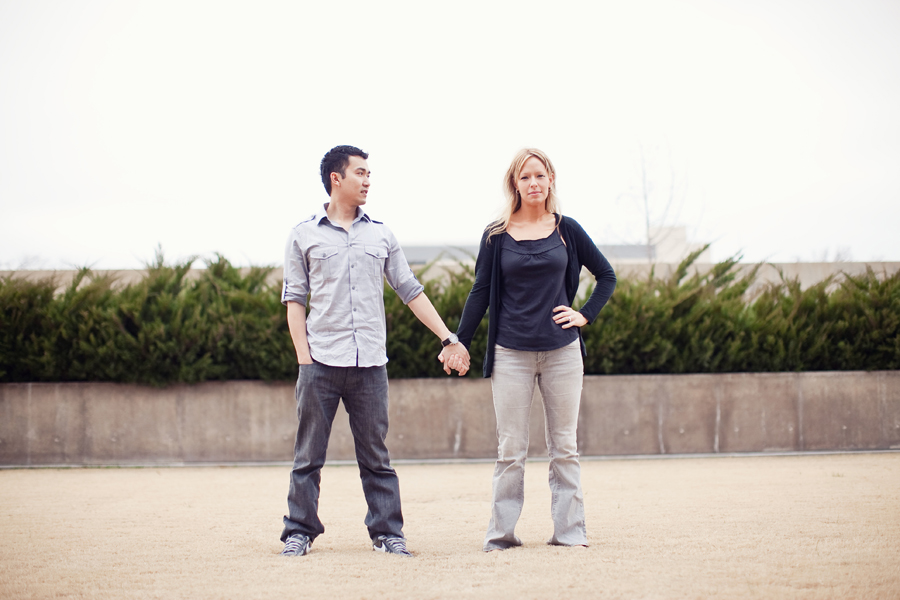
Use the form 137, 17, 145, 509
281, 204, 425, 368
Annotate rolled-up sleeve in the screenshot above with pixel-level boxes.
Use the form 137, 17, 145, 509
383, 229, 424, 305
281, 228, 310, 306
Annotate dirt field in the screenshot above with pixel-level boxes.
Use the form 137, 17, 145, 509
1, 453, 899, 599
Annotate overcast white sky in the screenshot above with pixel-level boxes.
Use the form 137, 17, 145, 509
1, 0, 898, 270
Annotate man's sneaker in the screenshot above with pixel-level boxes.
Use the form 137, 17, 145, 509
280, 533, 311, 556
372, 535, 412, 557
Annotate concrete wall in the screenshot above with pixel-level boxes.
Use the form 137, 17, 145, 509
2, 372, 898, 466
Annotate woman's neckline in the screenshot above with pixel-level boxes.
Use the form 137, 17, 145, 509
505, 213, 560, 242
505, 229, 559, 243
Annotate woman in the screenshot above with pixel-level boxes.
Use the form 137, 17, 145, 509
448, 148, 616, 551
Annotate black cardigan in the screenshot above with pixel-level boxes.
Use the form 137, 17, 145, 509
456, 214, 617, 378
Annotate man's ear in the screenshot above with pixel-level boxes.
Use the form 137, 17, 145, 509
331, 171, 342, 188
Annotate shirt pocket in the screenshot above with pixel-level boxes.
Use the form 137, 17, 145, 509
309, 247, 340, 281
364, 245, 388, 280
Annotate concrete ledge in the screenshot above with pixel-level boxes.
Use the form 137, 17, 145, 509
1, 371, 898, 466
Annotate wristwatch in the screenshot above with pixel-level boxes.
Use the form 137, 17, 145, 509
441, 333, 459, 347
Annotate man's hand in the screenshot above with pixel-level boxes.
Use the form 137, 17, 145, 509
287, 302, 313, 366
406, 293, 472, 376
438, 343, 470, 376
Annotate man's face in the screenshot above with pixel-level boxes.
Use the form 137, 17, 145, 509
332, 155, 370, 206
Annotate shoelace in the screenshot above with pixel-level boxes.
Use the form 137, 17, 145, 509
380, 536, 408, 553
283, 535, 309, 553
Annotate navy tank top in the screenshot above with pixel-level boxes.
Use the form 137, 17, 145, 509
495, 229, 579, 352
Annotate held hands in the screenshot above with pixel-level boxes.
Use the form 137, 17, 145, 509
438, 343, 470, 376
553, 305, 587, 329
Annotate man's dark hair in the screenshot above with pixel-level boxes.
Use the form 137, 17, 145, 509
320, 145, 369, 195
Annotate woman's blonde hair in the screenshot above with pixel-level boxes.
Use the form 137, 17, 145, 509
486, 148, 561, 242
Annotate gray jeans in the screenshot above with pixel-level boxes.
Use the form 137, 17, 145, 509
280, 361, 404, 544
484, 339, 587, 550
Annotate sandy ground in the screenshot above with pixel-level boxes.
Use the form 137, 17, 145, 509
1, 453, 899, 600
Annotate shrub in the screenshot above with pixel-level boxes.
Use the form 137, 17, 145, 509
1, 251, 897, 385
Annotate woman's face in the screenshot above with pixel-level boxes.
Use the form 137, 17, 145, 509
515, 156, 554, 210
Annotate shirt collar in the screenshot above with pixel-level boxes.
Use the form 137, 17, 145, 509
315, 203, 373, 227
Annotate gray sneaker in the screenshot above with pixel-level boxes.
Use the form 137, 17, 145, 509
372, 535, 412, 557
281, 533, 311, 556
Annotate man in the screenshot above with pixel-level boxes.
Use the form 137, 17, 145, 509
279, 145, 469, 557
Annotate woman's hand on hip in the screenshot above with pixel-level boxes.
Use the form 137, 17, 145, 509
553, 305, 587, 329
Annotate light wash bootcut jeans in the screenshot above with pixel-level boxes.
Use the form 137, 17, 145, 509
484, 339, 587, 551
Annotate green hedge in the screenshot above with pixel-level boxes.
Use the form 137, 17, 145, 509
582, 249, 899, 374
1, 250, 898, 385
0, 254, 295, 385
